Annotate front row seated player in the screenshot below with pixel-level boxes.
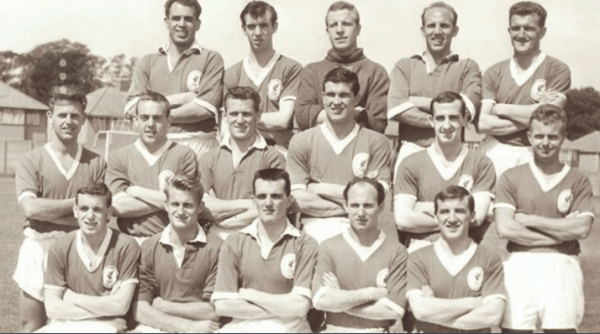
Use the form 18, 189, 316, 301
312, 177, 408, 333
39, 182, 140, 333
131, 175, 221, 333
407, 185, 506, 333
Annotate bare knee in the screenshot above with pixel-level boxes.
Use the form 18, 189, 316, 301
19, 291, 47, 333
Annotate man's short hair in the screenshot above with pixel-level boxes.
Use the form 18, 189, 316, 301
224, 86, 261, 114
322, 67, 360, 97
326, 1, 360, 26
529, 104, 567, 134
253, 168, 291, 196
509, 1, 547, 28
165, 0, 202, 20
76, 182, 112, 208
164, 174, 205, 205
240, 1, 278, 27
343, 177, 386, 206
421, 1, 458, 27
434, 185, 474, 214
48, 85, 87, 113
135, 91, 171, 117
431, 91, 466, 117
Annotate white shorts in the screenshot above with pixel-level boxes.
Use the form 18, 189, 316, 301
393, 141, 428, 184
478, 136, 532, 177
36, 318, 126, 333
129, 324, 168, 333
13, 228, 66, 301
168, 131, 218, 160
321, 324, 388, 333
302, 217, 349, 244
502, 252, 584, 330
218, 318, 311, 333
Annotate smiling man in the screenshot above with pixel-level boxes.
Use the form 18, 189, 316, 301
388, 2, 482, 182
108, 91, 198, 244
132, 175, 221, 333
407, 185, 506, 333
478, 1, 571, 177
223, 1, 302, 150
212, 168, 317, 332
126, 0, 224, 160
40, 182, 140, 333
494, 105, 594, 333
295, 1, 389, 134
312, 177, 407, 333
14, 86, 107, 332
287, 67, 391, 244
199, 87, 285, 239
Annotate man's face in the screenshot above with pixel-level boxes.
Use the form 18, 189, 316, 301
322, 81, 357, 125
345, 182, 383, 235
432, 100, 466, 146
528, 119, 564, 163
436, 197, 473, 242
165, 2, 200, 48
326, 9, 360, 55
509, 14, 546, 56
135, 100, 171, 150
243, 12, 278, 53
225, 98, 259, 143
74, 194, 111, 241
166, 187, 203, 230
253, 179, 291, 226
49, 102, 85, 144
421, 7, 458, 56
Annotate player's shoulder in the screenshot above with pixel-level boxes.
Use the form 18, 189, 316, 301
501, 162, 529, 180
358, 126, 389, 142
465, 150, 494, 166
278, 55, 302, 68
169, 141, 196, 157
401, 149, 429, 167
19, 145, 46, 166
544, 55, 570, 70
108, 143, 136, 160
112, 228, 141, 251
204, 228, 224, 248
53, 230, 78, 250
290, 127, 319, 144
484, 58, 511, 76
318, 233, 345, 252
262, 145, 286, 164
408, 243, 435, 260
200, 47, 224, 60
297, 231, 318, 249
566, 166, 592, 184
80, 146, 104, 163
360, 55, 387, 72
224, 60, 243, 77
382, 232, 408, 256
474, 243, 504, 265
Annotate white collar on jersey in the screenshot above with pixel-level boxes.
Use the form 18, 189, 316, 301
159, 223, 206, 268
44, 143, 82, 181
134, 139, 173, 167
159, 41, 203, 73
242, 52, 281, 87
320, 122, 360, 155
76, 228, 113, 273
434, 238, 478, 277
413, 51, 459, 74
240, 218, 301, 260
220, 131, 268, 168
426, 145, 469, 181
342, 227, 386, 262
510, 52, 547, 86
528, 160, 571, 192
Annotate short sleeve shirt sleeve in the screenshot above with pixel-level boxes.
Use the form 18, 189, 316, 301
472, 155, 496, 194
407, 251, 429, 296
15, 151, 41, 202
212, 235, 241, 301
384, 246, 408, 311
280, 62, 303, 102
291, 235, 317, 299
481, 251, 506, 301
286, 134, 311, 189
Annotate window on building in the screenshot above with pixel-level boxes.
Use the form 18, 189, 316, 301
0, 108, 25, 125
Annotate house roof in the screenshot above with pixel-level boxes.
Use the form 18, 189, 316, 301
567, 131, 600, 153
85, 86, 126, 118
0, 81, 48, 111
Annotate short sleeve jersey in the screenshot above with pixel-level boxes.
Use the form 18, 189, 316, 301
312, 230, 407, 329
482, 55, 571, 146
407, 242, 506, 333
224, 55, 302, 147
287, 124, 391, 202
106, 140, 198, 237
394, 147, 496, 244
494, 162, 594, 255
138, 226, 222, 303
15, 144, 107, 233
387, 54, 482, 146
45, 228, 140, 296
126, 44, 224, 134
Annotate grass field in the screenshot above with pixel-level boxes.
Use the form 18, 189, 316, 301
1, 176, 599, 332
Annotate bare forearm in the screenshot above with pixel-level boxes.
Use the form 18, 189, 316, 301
496, 218, 561, 246
493, 103, 539, 125
394, 210, 438, 234
346, 300, 402, 321
409, 96, 433, 112
445, 299, 505, 330
410, 296, 479, 325
20, 197, 74, 221
308, 183, 346, 205
241, 289, 310, 318
257, 100, 294, 131
317, 288, 383, 313
292, 190, 346, 217
153, 299, 218, 321
203, 198, 252, 221
112, 197, 160, 218
129, 187, 166, 209
214, 299, 273, 320
170, 103, 215, 124
478, 113, 527, 136
216, 207, 257, 230
47, 215, 78, 227
45, 298, 97, 320
68, 289, 132, 317
136, 301, 205, 332
521, 215, 593, 241
394, 108, 433, 128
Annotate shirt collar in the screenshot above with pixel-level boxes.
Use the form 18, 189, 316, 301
319, 122, 360, 155
412, 51, 459, 62
134, 139, 173, 167
219, 131, 268, 151
240, 218, 301, 240
159, 41, 203, 55
159, 223, 207, 247
76, 228, 113, 272
342, 227, 386, 262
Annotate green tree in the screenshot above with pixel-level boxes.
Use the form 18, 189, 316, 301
564, 87, 600, 141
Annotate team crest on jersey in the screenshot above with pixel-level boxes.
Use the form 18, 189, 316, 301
557, 189, 574, 213
187, 70, 202, 92
458, 174, 474, 192
530, 79, 547, 102
467, 267, 484, 291
280, 253, 296, 279
268, 79, 283, 101
102, 266, 119, 289
352, 153, 370, 177
375, 268, 389, 288
158, 170, 175, 192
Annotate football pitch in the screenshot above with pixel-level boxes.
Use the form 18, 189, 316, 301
1, 176, 599, 332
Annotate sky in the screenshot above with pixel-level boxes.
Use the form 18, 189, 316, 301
1, 0, 599, 89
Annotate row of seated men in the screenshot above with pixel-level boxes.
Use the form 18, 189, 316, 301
15, 64, 592, 333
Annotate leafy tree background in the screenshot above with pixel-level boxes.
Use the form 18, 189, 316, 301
565, 87, 600, 141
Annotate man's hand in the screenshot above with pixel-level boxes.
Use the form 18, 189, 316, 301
421, 285, 435, 298
187, 320, 220, 333
322, 272, 341, 289
540, 90, 563, 105
166, 92, 196, 108
109, 280, 123, 296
